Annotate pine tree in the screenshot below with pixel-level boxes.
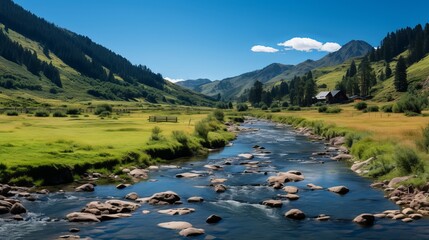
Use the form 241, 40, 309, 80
358, 56, 372, 96
394, 56, 408, 92
303, 71, 316, 106
248, 80, 263, 105
349, 60, 357, 77
385, 62, 392, 78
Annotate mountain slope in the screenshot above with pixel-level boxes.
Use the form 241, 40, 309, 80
194, 40, 373, 100
198, 63, 294, 99
0, 0, 214, 106
176, 78, 211, 92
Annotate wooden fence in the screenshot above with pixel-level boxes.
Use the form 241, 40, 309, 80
148, 116, 178, 123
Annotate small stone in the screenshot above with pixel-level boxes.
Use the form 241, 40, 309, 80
316, 214, 330, 221
328, 186, 349, 195
214, 184, 227, 193
409, 213, 423, 219
206, 214, 222, 224
262, 199, 283, 208
179, 227, 205, 237
402, 218, 413, 223
307, 183, 323, 190
392, 214, 406, 220
353, 214, 375, 226
283, 186, 298, 194
187, 196, 204, 203
285, 209, 305, 220
158, 221, 193, 230
116, 183, 128, 189
69, 228, 80, 233
402, 208, 414, 215
176, 172, 203, 178
75, 184, 94, 192
124, 192, 138, 200
285, 194, 300, 200
10, 203, 26, 215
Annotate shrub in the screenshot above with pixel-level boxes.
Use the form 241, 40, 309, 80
381, 104, 393, 113
325, 107, 342, 114
5, 110, 18, 116
271, 108, 281, 112
394, 147, 424, 175
99, 111, 111, 118
95, 104, 113, 115
229, 116, 244, 123
367, 105, 379, 112
318, 83, 327, 88
318, 106, 328, 113
195, 121, 210, 140
354, 102, 367, 110
261, 104, 268, 110
172, 130, 189, 145
207, 132, 227, 148
417, 124, 429, 153
236, 103, 248, 112
270, 103, 279, 108
281, 101, 289, 108
66, 108, 80, 115
393, 94, 426, 114
35, 110, 49, 117
212, 109, 224, 122
287, 106, 301, 111
8, 176, 35, 187
150, 126, 164, 141
53, 111, 67, 117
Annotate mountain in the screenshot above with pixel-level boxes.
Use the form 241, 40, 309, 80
198, 63, 294, 99
196, 40, 373, 100
176, 78, 211, 92
0, 0, 214, 106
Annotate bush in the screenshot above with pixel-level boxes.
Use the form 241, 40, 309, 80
229, 116, 244, 123
95, 104, 113, 115
150, 126, 164, 141
318, 106, 328, 113
354, 102, 367, 110
35, 110, 49, 117
261, 104, 268, 110
367, 105, 379, 112
207, 132, 227, 148
53, 111, 67, 117
318, 83, 327, 88
236, 103, 248, 112
271, 108, 281, 112
417, 124, 429, 153
172, 130, 189, 145
287, 106, 301, 111
381, 104, 393, 113
270, 103, 279, 108
405, 111, 420, 117
281, 102, 289, 108
394, 147, 424, 175
212, 109, 224, 122
5, 110, 18, 116
66, 108, 80, 115
99, 111, 111, 118
195, 121, 210, 140
393, 94, 426, 114
325, 107, 342, 114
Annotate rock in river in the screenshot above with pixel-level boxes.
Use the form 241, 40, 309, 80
206, 214, 222, 224
75, 184, 94, 192
176, 172, 203, 178
285, 209, 306, 220
158, 221, 193, 230
238, 153, 254, 159
307, 183, 323, 190
214, 184, 227, 193
353, 214, 375, 226
262, 199, 283, 208
179, 228, 205, 237
158, 208, 195, 215
10, 203, 26, 215
187, 196, 204, 203
283, 186, 298, 194
328, 186, 349, 195
66, 212, 100, 223
125, 192, 139, 201
136, 191, 181, 205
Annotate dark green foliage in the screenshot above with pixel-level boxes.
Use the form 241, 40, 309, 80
261, 104, 268, 110
236, 103, 248, 112
358, 56, 375, 96
393, 94, 426, 114
94, 104, 113, 115
212, 109, 224, 122
150, 126, 163, 141
318, 106, 328, 113
248, 81, 263, 106
417, 124, 429, 153
207, 132, 227, 148
287, 106, 301, 111
381, 104, 393, 112
5, 110, 18, 116
367, 105, 379, 112
195, 121, 210, 140
394, 56, 408, 92
216, 102, 229, 109
385, 62, 392, 78
354, 102, 367, 110
394, 147, 424, 175
35, 110, 49, 117
66, 108, 80, 115
281, 101, 289, 108
271, 108, 281, 112
228, 102, 233, 109
172, 131, 189, 145
325, 107, 342, 114
318, 83, 327, 88
228, 116, 244, 123
53, 111, 67, 117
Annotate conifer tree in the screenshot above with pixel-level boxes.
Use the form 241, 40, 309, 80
394, 56, 408, 92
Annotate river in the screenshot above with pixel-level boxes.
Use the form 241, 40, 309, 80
1, 120, 429, 240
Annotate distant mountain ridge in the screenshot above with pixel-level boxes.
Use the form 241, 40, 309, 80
176, 78, 211, 92
191, 40, 373, 100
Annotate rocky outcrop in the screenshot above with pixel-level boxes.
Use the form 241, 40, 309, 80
10, 203, 26, 214
158, 221, 193, 230
75, 184, 94, 192
328, 186, 349, 195
284, 209, 305, 220
136, 191, 181, 205
353, 214, 375, 226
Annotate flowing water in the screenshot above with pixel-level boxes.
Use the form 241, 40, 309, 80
1, 120, 429, 240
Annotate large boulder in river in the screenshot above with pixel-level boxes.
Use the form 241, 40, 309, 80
328, 186, 349, 195
125, 192, 139, 201
75, 184, 94, 192
214, 184, 227, 193
179, 228, 205, 237
136, 191, 181, 205
206, 214, 222, 224
268, 172, 304, 185
353, 214, 375, 226
10, 203, 26, 214
238, 153, 254, 159
158, 221, 193, 230
129, 169, 148, 179
285, 209, 306, 220
66, 212, 100, 222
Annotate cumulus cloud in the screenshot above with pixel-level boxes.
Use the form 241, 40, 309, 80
278, 37, 341, 52
251, 45, 279, 53
164, 77, 184, 83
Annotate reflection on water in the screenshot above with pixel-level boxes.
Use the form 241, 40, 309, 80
2, 120, 429, 240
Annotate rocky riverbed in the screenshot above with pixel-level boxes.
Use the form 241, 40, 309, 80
1, 120, 429, 239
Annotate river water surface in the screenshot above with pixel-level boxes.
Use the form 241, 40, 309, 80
2, 120, 429, 240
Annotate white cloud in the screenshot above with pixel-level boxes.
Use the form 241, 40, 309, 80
278, 37, 341, 53
164, 77, 184, 83
251, 45, 279, 53
320, 42, 341, 52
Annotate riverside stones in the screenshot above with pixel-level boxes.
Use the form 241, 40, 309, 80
353, 214, 375, 226
125, 192, 139, 201
268, 171, 304, 185
10, 203, 26, 214
75, 184, 94, 192
136, 191, 181, 205
262, 199, 283, 208
158, 208, 195, 215
285, 209, 305, 220
328, 186, 349, 195
388, 176, 412, 188
214, 184, 227, 193
66, 212, 101, 223
129, 169, 148, 179
238, 153, 254, 159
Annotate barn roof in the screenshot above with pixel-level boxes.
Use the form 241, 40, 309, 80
315, 91, 331, 100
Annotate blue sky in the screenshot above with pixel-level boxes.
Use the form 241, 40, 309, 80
13, 0, 429, 81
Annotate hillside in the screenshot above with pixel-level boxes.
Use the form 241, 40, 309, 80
0, 0, 214, 106
193, 40, 373, 100
176, 78, 211, 92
